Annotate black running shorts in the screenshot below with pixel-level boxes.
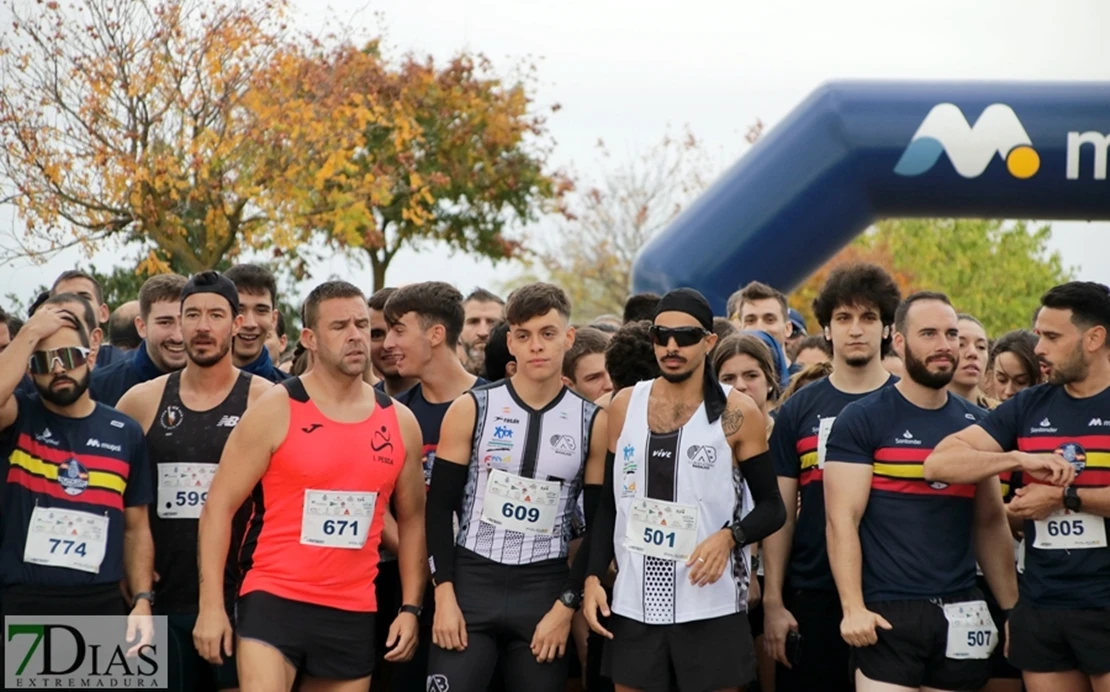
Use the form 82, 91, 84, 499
602, 612, 755, 692
236, 590, 376, 680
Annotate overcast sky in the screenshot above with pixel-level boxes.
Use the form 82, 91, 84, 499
2, 0, 1108, 307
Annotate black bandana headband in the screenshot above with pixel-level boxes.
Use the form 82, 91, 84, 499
654, 288, 728, 424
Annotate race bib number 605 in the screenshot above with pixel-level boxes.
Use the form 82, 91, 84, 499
1033, 510, 1108, 550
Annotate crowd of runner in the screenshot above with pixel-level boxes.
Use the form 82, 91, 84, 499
0, 260, 1107, 692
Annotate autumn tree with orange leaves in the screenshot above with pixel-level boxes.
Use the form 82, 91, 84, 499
0, 0, 299, 274
258, 40, 567, 290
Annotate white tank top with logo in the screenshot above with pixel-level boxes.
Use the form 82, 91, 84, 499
612, 380, 748, 625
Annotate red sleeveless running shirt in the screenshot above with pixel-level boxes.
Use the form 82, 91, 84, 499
238, 378, 405, 612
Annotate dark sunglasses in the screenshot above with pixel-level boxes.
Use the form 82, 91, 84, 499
29, 346, 91, 375
649, 325, 708, 348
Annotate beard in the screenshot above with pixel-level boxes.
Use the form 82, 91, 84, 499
36, 370, 90, 407
844, 352, 876, 368
1046, 344, 1087, 386
660, 368, 695, 384
904, 344, 957, 390
186, 337, 231, 368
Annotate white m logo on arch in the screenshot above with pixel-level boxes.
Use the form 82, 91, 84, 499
894, 103, 1040, 179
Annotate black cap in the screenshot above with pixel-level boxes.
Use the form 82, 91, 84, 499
180, 271, 239, 314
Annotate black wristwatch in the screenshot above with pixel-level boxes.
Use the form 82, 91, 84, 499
558, 589, 581, 610
398, 604, 423, 619
729, 521, 747, 549
1064, 486, 1082, 512
132, 591, 155, 609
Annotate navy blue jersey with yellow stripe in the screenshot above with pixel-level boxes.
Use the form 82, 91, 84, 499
826, 386, 985, 603
0, 392, 153, 587
770, 375, 897, 592
981, 383, 1110, 609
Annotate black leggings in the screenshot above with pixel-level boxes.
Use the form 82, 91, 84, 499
426, 551, 568, 692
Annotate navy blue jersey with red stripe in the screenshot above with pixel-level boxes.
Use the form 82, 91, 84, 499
395, 379, 486, 488
981, 383, 1110, 608
771, 375, 897, 591
0, 392, 153, 586
826, 386, 985, 602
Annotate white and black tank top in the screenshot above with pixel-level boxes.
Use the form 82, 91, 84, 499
456, 380, 599, 565
611, 379, 747, 624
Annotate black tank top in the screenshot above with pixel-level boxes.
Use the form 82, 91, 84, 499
147, 370, 253, 613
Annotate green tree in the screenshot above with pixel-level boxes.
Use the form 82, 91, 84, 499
258, 41, 568, 290
789, 218, 1075, 336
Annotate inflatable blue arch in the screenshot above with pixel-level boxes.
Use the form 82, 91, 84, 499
630, 81, 1110, 315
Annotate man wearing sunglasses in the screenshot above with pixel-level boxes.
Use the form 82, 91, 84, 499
114, 271, 273, 692
583, 288, 786, 692
0, 297, 156, 641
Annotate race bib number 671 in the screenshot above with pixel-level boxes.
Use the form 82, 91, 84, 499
300, 490, 376, 549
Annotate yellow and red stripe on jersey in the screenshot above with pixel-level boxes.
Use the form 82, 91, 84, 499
7, 433, 129, 510
796, 434, 822, 486
871, 447, 976, 499
1018, 435, 1110, 487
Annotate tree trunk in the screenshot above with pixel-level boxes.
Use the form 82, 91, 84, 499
368, 249, 388, 292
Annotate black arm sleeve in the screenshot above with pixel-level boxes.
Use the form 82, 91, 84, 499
586, 451, 617, 579
737, 450, 787, 545
566, 482, 604, 593
426, 458, 469, 587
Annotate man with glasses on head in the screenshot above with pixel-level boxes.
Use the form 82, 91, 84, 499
0, 296, 156, 636
51, 269, 126, 367
583, 288, 786, 692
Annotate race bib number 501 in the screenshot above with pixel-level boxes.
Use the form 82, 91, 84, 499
624, 497, 699, 561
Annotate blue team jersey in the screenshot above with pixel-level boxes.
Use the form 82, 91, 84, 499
826, 386, 985, 602
770, 375, 897, 591
395, 378, 486, 488
980, 383, 1110, 609
0, 392, 153, 587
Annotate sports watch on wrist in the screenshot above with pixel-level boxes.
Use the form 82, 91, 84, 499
729, 521, 747, 549
559, 589, 581, 610
398, 604, 423, 618
132, 591, 155, 609
1064, 486, 1082, 512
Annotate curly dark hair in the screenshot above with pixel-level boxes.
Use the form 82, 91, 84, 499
482, 321, 514, 382
811, 263, 901, 331
623, 293, 661, 324
605, 320, 661, 391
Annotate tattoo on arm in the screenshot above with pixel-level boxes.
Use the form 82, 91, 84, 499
721, 406, 744, 436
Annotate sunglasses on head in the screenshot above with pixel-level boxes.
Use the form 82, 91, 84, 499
28, 346, 91, 375
649, 325, 709, 348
